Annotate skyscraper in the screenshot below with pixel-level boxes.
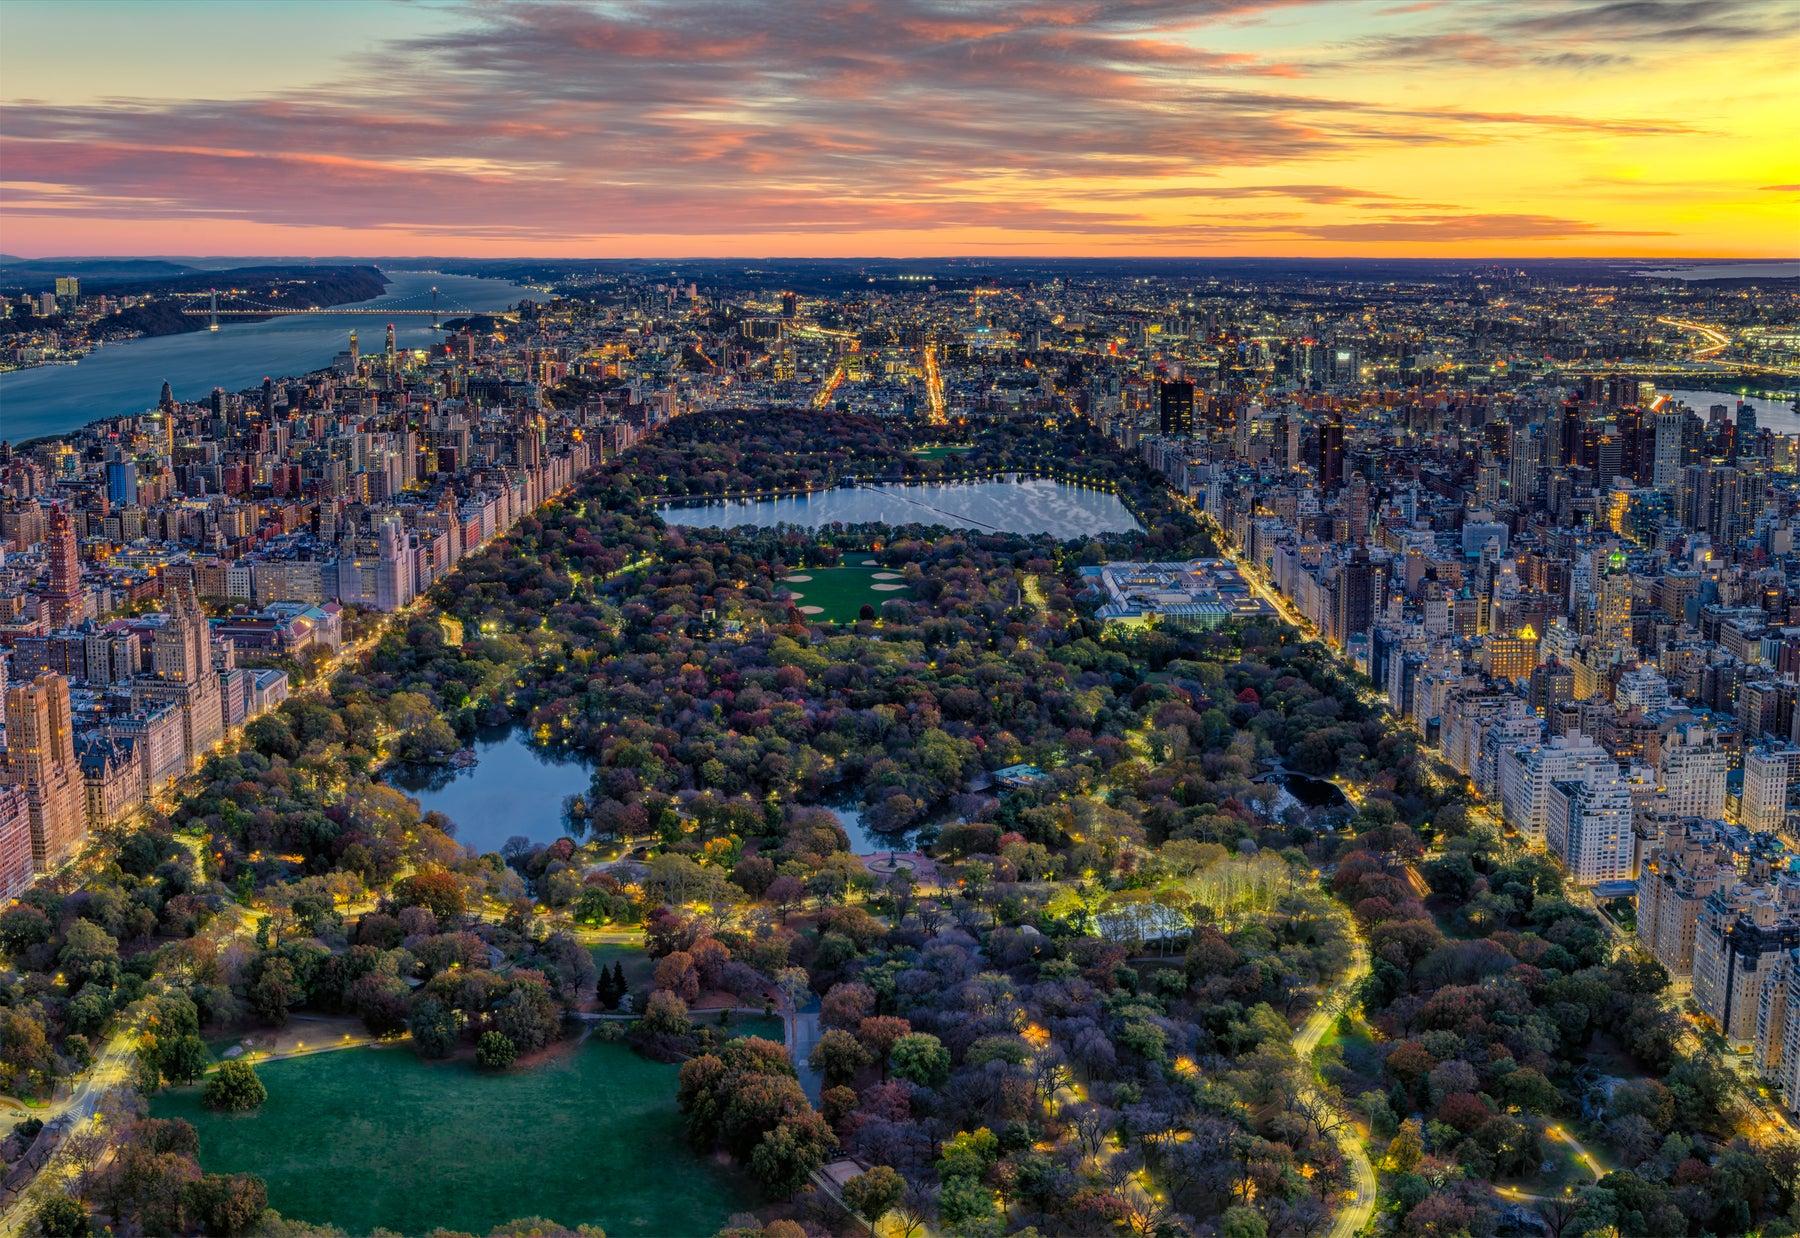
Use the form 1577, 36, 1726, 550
1158, 380, 1195, 436
106, 457, 139, 507
45, 504, 84, 625
1654, 410, 1685, 491
1, 672, 87, 873
1332, 548, 1373, 647
1316, 412, 1345, 493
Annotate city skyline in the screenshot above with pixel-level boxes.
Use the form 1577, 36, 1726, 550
2, 0, 1797, 260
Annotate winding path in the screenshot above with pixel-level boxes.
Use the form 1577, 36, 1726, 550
1293, 932, 1378, 1238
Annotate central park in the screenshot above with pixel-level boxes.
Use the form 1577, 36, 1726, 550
8, 409, 1800, 1238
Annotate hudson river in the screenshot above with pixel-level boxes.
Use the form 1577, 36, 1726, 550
1, 270, 532, 443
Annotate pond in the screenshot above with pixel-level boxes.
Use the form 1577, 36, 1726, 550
1286, 772, 1350, 809
152, 1040, 752, 1237
385, 725, 591, 855
829, 802, 904, 855
660, 477, 1142, 539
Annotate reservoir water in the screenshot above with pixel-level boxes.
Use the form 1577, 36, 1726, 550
1661, 388, 1800, 435
385, 726, 592, 855
660, 477, 1143, 539
1, 269, 533, 444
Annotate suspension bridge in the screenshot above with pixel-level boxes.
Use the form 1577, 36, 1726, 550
180, 285, 484, 331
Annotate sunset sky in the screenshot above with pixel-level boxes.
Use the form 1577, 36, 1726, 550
2, 0, 1796, 259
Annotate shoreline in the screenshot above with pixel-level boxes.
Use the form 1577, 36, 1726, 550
1, 269, 524, 447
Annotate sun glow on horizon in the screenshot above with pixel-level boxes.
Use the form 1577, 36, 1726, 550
1, 0, 1796, 259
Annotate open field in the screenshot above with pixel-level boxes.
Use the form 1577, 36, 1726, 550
589, 940, 656, 991
152, 1040, 752, 1236
781, 564, 913, 622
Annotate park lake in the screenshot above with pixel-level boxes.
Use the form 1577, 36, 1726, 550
384, 725, 591, 854
153, 1039, 753, 1236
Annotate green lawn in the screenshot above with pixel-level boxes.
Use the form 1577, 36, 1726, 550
588, 940, 655, 991
909, 444, 975, 460
779, 565, 912, 623
698, 1012, 785, 1044
152, 1041, 753, 1236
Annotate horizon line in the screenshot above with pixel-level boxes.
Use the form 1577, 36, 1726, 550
5, 252, 1796, 265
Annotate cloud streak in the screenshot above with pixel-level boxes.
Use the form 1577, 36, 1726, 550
0, 0, 1793, 255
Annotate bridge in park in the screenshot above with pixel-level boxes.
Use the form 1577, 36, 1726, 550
179, 284, 484, 330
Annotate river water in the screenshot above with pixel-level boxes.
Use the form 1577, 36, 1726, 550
1, 269, 533, 443
1661, 388, 1800, 435
660, 477, 1143, 539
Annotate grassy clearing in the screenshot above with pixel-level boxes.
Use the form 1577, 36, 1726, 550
151, 1041, 752, 1236
780, 565, 913, 623
588, 940, 656, 991
909, 444, 975, 460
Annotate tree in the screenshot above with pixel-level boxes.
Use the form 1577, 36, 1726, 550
59, 921, 120, 986
183, 1173, 267, 1236
890, 1033, 950, 1087
392, 866, 467, 920
858, 1015, 911, 1076
938, 1175, 1000, 1236
250, 957, 299, 1026
0, 904, 53, 954
809, 1029, 871, 1086
28, 1196, 90, 1237
1386, 1117, 1424, 1173
640, 990, 693, 1038
160, 1034, 211, 1085
408, 997, 460, 1059
476, 1030, 518, 1070
202, 1062, 266, 1112
842, 1165, 904, 1226
748, 1110, 837, 1197
1220, 1206, 1268, 1238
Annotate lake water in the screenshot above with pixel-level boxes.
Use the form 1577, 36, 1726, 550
1661, 388, 1800, 435
1, 269, 533, 443
1635, 262, 1800, 282
661, 477, 1143, 538
385, 726, 592, 855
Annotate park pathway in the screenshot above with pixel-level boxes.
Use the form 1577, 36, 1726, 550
787, 997, 824, 1103
1292, 931, 1377, 1238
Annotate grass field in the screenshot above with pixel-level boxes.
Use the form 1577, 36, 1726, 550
909, 444, 975, 460
152, 1041, 752, 1236
780, 565, 912, 622
589, 940, 655, 991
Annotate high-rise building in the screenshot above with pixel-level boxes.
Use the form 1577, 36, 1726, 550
1498, 732, 1619, 848
106, 457, 139, 507
1654, 410, 1685, 492
1658, 722, 1729, 819
1316, 412, 1345, 492
1, 672, 86, 873
1547, 772, 1633, 884
1744, 745, 1800, 835
136, 584, 224, 771
1158, 380, 1195, 437
1332, 549, 1374, 648
44, 504, 84, 625
0, 782, 33, 899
